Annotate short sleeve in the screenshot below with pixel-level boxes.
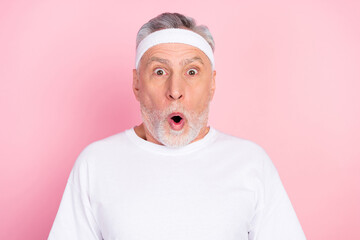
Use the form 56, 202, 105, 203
48, 145, 103, 240
248, 149, 306, 240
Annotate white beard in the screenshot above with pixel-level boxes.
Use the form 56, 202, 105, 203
140, 102, 210, 148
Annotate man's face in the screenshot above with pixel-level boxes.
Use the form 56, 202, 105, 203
133, 43, 216, 147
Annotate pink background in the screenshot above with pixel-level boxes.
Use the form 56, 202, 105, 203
1, 0, 359, 239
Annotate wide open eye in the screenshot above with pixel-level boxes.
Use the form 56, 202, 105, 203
154, 68, 166, 76
187, 68, 198, 76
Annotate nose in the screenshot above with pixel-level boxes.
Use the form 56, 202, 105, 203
166, 73, 183, 101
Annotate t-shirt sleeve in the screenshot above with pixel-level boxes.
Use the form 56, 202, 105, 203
48, 145, 103, 240
248, 148, 306, 240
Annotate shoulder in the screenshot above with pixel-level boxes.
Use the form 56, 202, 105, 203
67, 129, 135, 184
213, 128, 280, 182
213, 129, 269, 156
75, 129, 132, 163
212, 128, 274, 169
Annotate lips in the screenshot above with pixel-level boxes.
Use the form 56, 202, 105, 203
168, 112, 185, 131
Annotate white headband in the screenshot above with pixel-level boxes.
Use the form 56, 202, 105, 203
135, 28, 215, 69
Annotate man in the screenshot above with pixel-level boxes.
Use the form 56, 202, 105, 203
48, 12, 306, 239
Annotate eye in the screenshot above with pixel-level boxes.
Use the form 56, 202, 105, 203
187, 68, 198, 76
154, 68, 166, 76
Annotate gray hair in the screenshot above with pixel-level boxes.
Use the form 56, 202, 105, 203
136, 12, 215, 51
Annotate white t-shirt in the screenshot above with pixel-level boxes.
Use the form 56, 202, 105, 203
48, 127, 306, 240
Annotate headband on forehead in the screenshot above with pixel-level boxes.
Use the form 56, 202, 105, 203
135, 28, 215, 69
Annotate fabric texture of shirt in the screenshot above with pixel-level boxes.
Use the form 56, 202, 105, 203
48, 127, 306, 240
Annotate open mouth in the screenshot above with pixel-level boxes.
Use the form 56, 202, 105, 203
168, 112, 185, 130
171, 115, 183, 123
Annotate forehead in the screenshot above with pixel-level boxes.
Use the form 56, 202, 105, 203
140, 43, 211, 67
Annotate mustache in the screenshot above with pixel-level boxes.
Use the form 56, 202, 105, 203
163, 103, 199, 121
141, 102, 209, 120
140, 103, 187, 122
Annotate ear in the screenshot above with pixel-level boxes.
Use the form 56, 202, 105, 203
132, 69, 140, 101
209, 70, 216, 101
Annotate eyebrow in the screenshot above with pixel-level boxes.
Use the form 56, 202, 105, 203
181, 57, 204, 66
147, 57, 172, 66
147, 56, 204, 67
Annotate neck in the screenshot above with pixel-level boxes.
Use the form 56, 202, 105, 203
134, 123, 210, 146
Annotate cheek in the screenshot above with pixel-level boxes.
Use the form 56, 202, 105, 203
191, 81, 213, 101
138, 87, 166, 109
138, 79, 156, 100
185, 90, 211, 112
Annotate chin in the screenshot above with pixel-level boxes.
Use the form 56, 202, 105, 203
158, 125, 201, 148
140, 103, 210, 148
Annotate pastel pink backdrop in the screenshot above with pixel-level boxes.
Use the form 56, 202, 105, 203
1, 0, 359, 239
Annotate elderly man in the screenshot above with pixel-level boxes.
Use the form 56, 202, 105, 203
49, 12, 306, 240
